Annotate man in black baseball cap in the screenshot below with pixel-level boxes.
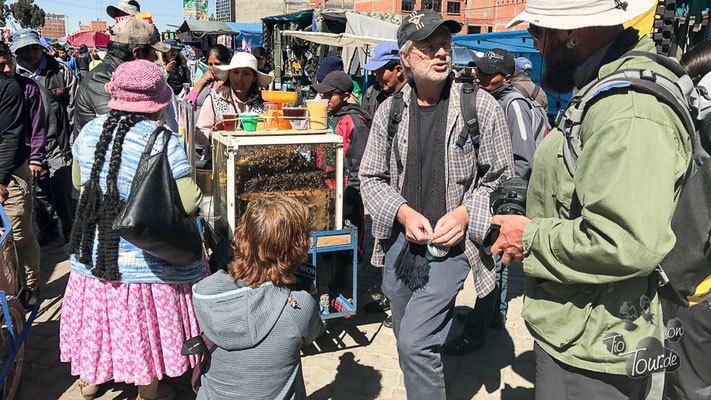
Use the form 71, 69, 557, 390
314, 70, 371, 295
397, 9, 461, 48
474, 48, 515, 91
360, 7, 514, 400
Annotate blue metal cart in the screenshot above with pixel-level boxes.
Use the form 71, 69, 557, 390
0, 204, 39, 399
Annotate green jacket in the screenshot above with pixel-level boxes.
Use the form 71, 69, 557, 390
521, 36, 692, 375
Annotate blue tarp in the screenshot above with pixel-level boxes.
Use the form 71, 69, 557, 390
226, 22, 263, 48
453, 30, 572, 117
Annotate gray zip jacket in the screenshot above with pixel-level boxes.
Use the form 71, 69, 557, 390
192, 270, 323, 400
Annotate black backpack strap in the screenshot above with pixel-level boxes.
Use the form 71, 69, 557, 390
386, 91, 405, 171
457, 82, 480, 151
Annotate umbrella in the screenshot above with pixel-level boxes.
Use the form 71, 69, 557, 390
67, 31, 110, 49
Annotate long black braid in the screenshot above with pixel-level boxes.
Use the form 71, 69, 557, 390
65, 110, 147, 281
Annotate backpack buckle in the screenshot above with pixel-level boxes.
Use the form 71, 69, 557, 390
392, 112, 402, 124
641, 69, 657, 82
655, 265, 670, 287
465, 117, 478, 130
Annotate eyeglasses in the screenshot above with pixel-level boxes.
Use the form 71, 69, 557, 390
414, 41, 452, 57
527, 25, 545, 40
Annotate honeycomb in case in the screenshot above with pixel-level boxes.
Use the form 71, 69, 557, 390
231, 145, 336, 232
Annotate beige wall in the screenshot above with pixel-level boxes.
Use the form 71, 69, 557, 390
234, 0, 290, 23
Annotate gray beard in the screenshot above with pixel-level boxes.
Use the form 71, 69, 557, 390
412, 64, 451, 85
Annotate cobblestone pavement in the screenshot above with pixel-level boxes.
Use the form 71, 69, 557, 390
16, 219, 534, 400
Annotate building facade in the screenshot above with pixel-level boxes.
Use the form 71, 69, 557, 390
232, 0, 308, 23
216, 0, 235, 21
352, 0, 526, 33
79, 20, 109, 32
42, 13, 66, 38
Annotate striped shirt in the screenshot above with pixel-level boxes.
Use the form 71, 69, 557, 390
71, 115, 204, 284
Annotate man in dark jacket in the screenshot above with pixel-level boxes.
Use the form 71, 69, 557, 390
0, 44, 41, 305
510, 56, 548, 114
73, 17, 171, 138
162, 40, 190, 95
313, 71, 371, 304
361, 41, 408, 117
315, 71, 371, 259
13, 29, 78, 245
74, 44, 91, 80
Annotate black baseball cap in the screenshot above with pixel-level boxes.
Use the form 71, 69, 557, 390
475, 48, 515, 76
397, 9, 462, 48
312, 71, 354, 93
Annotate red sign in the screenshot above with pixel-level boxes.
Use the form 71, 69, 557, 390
115, 12, 154, 25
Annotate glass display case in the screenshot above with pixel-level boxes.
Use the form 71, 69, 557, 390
210, 130, 344, 238
208, 129, 357, 320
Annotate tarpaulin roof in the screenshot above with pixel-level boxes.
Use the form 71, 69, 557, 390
282, 30, 387, 48
67, 31, 110, 49
263, 10, 313, 25
177, 20, 236, 35
453, 30, 572, 116
225, 22, 262, 34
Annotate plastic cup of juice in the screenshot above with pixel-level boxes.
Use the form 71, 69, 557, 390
306, 99, 329, 129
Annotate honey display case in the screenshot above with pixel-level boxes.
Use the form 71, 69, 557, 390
207, 130, 358, 320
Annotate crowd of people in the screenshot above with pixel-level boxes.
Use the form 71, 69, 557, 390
0, 0, 710, 399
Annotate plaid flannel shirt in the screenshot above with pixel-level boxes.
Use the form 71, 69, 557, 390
359, 81, 514, 297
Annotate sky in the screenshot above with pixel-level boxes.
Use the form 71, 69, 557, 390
29, 0, 216, 35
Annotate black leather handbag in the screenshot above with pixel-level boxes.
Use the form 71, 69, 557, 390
113, 126, 202, 266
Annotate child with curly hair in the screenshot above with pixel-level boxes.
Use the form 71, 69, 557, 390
192, 195, 324, 400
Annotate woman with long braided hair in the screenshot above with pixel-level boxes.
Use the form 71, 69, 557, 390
59, 60, 204, 400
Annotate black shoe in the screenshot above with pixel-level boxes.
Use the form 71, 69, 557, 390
383, 315, 393, 329
490, 315, 506, 330
18, 288, 40, 311
441, 333, 486, 356
37, 231, 59, 246
365, 297, 390, 313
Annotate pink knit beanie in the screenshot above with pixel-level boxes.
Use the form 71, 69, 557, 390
107, 59, 172, 114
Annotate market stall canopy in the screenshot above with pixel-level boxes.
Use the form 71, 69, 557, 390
177, 20, 236, 36
343, 12, 398, 73
453, 30, 571, 116
281, 30, 388, 48
67, 31, 110, 48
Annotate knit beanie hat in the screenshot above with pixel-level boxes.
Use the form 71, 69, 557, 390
107, 59, 172, 114
316, 56, 344, 82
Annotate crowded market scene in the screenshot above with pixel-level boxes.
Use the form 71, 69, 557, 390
0, 0, 710, 398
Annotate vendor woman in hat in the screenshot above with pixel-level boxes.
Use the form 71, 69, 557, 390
195, 52, 272, 146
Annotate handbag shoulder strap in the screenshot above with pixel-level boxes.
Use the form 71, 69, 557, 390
141, 126, 172, 161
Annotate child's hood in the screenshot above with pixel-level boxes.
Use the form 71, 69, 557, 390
191, 270, 291, 351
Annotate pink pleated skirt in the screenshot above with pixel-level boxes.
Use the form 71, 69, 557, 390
59, 270, 203, 385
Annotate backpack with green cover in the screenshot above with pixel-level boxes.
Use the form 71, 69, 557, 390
557, 50, 711, 307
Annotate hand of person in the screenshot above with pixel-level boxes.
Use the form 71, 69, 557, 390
166, 60, 176, 72
212, 120, 225, 135
0, 184, 8, 205
29, 164, 42, 181
201, 69, 216, 82
490, 215, 531, 265
431, 205, 469, 247
396, 204, 433, 245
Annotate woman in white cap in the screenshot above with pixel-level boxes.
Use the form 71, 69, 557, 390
492, 1, 694, 399
195, 52, 272, 145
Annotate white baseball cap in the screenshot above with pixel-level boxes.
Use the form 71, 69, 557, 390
507, 0, 656, 30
